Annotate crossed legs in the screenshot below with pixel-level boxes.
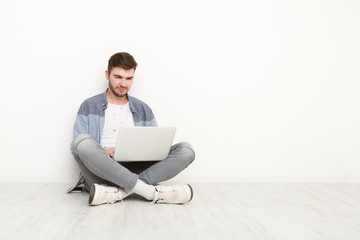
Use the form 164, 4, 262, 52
71, 134, 195, 203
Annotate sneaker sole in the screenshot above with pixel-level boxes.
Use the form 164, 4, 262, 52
89, 184, 96, 205
187, 184, 194, 203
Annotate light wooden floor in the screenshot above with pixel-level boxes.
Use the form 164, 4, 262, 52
1, 183, 360, 240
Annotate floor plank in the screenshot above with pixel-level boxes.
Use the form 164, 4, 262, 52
0, 183, 359, 240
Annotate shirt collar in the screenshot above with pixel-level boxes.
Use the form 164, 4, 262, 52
102, 88, 135, 112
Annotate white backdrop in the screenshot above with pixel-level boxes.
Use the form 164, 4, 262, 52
0, 0, 359, 183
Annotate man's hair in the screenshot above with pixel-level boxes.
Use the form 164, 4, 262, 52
108, 52, 137, 74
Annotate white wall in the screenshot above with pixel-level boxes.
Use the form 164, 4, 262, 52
0, 0, 359, 183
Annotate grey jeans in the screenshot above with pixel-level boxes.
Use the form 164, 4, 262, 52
71, 134, 195, 192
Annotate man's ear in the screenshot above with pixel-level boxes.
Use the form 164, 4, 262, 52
105, 70, 109, 80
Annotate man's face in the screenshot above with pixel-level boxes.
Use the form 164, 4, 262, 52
106, 67, 135, 98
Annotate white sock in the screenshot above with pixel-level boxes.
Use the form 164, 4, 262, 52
131, 180, 156, 200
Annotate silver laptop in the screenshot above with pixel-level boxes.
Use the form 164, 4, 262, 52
113, 127, 176, 162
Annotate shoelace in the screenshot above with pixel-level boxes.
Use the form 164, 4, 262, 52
103, 190, 125, 205
151, 189, 176, 204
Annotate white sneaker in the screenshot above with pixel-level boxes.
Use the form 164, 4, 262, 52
152, 184, 193, 204
89, 184, 128, 206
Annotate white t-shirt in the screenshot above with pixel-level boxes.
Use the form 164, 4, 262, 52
100, 102, 134, 147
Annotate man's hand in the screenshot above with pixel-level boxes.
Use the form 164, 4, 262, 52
104, 147, 115, 158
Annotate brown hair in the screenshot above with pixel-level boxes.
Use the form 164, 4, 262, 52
108, 52, 137, 73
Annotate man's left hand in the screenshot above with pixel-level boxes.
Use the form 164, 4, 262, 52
104, 147, 115, 158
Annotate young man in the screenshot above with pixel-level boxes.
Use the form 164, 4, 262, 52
68, 52, 195, 205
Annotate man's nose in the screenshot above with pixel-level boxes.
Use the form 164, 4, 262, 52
119, 79, 126, 86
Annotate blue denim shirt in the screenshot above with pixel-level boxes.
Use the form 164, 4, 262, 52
67, 89, 157, 193
71, 89, 157, 148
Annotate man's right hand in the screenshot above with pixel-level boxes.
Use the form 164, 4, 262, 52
104, 147, 115, 158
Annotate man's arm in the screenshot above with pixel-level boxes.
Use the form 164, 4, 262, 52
70, 101, 90, 150
73, 114, 89, 138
